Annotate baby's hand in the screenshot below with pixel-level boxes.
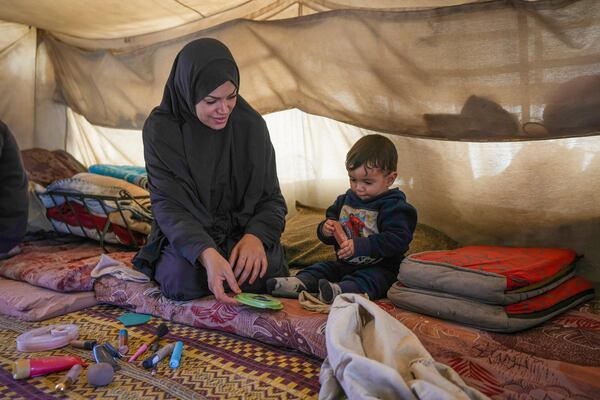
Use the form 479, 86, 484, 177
337, 239, 354, 259
321, 219, 336, 237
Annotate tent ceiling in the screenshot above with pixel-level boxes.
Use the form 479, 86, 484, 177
0, 0, 475, 42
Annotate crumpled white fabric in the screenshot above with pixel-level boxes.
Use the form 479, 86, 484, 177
319, 293, 489, 400
91, 254, 149, 282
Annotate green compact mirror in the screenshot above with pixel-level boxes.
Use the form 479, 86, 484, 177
235, 293, 283, 310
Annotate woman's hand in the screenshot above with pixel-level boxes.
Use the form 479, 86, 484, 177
229, 233, 267, 286
321, 219, 336, 237
199, 248, 241, 304
337, 239, 355, 259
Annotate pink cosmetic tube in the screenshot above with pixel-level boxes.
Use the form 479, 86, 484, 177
13, 356, 86, 380
128, 343, 148, 363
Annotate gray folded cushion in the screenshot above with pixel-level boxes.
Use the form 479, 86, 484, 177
398, 246, 578, 305
387, 276, 595, 333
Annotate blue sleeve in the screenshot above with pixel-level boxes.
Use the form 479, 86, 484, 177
353, 199, 417, 259
316, 194, 346, 246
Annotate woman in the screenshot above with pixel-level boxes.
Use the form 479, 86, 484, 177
133, 38, 288, 304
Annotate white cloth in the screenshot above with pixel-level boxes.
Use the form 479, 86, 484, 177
91, 254, 149, 282
319, 293, 489, 400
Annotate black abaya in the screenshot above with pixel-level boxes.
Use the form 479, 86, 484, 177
133, 38, 288, 300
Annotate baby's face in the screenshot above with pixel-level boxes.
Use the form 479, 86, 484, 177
348, 164, 396, 201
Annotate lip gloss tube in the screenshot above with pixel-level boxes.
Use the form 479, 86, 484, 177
118, 329, 129, 355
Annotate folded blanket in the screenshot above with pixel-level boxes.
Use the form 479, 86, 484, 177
108, 210, 151, 235
47, 202, 147, 246
91, 254, 150, 282
320, 294, 488, 400
0, 277, 98, 321
89, 164, 148, 190
38, 173, 151, 221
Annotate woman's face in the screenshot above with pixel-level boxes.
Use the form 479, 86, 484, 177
195, 80, 238, 129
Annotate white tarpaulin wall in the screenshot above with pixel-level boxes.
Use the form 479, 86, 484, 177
0, 0, 599, 284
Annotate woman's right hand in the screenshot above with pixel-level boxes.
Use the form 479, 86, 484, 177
198, 248, 241, 304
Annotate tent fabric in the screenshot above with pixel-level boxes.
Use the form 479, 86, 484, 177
0, 1, 472, 48
0, 22, 35, 149
42, 0, 600, 140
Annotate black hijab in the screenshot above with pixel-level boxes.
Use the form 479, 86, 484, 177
157, 38, 240, 121
134, 38, 286, 275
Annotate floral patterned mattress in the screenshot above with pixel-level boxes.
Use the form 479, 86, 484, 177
0, 239, 599, 399
0, 237, 135, 292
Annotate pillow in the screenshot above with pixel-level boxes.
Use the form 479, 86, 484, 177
21, 148, 86, 186
280, 201, 458, 267
408, 222, 459, 255
49, 172, 149, 198
0, 277, 98, 321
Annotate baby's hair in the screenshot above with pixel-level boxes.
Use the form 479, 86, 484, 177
345, 134, 397, 173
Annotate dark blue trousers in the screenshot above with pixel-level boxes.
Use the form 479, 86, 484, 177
296, 261, 399, 300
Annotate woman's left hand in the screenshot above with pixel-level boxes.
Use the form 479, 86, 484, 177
229, 234, 268, 286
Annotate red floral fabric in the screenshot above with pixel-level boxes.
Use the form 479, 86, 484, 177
410, 246, 577, 290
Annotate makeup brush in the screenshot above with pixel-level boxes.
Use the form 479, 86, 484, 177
128, 323, 169, 363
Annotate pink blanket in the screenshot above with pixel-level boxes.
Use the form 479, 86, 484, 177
0, 277, 98, 321
0, 239, 134, 292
